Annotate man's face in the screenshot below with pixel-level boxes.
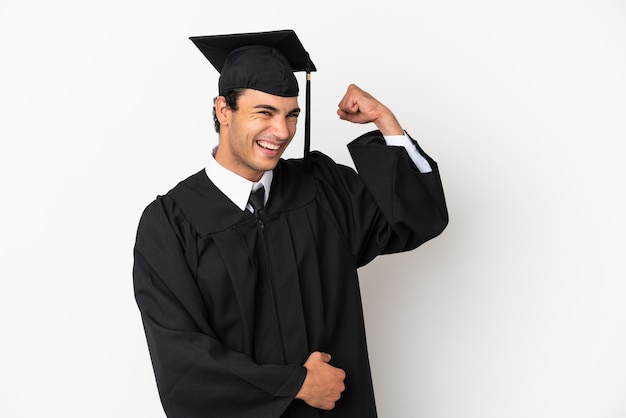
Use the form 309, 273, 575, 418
215, 89, 300, 181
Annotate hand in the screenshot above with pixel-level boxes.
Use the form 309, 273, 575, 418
336, 84, 404, 136
295, 351, 346, 410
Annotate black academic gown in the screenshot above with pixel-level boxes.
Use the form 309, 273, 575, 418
133, 130, 448, 417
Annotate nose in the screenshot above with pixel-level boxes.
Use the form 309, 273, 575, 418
270, 116, 291, 140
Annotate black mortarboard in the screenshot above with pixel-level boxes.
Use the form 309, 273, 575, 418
189, 30, 316, 162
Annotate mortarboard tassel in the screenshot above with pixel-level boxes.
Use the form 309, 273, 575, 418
304, 71, 311, 168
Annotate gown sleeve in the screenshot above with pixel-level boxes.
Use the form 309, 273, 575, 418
133, 198, 306, 418
313, 129, 448, 268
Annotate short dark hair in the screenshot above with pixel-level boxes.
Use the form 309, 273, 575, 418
213, 89, 244, 133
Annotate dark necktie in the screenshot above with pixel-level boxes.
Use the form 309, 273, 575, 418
248, 186, 265, 216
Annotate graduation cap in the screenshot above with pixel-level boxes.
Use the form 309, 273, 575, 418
189, 29, 317, 162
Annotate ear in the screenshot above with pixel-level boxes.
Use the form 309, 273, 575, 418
215, 96, 231, 126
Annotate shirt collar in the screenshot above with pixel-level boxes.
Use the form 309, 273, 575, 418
205, 146, 273, 211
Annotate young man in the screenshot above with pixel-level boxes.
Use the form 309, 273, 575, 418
133, 30, 448, 417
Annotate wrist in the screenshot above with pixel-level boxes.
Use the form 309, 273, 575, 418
373, 109, 403, 136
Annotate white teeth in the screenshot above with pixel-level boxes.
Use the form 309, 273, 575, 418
258, 141, 280, 150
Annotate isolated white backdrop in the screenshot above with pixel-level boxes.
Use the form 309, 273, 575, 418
1, 1, 625, 417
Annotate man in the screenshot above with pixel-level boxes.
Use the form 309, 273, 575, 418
133, 29, 448, 417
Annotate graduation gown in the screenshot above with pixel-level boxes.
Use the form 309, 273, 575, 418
133, 130, 448, 417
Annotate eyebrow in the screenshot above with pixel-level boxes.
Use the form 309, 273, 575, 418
253, 104, 301, 114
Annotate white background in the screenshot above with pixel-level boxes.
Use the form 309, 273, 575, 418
1, 1, 625, 417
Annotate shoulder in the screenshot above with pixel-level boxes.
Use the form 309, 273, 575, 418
138, 170, 206, 223
275, 151, 356, 192
138, 169, 244, 237
270, 151, 365, 211
278, 151, 356, 181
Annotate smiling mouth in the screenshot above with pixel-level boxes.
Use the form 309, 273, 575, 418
257, 140, 281, 151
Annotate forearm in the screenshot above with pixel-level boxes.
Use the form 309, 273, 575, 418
347, 130, 449, 250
